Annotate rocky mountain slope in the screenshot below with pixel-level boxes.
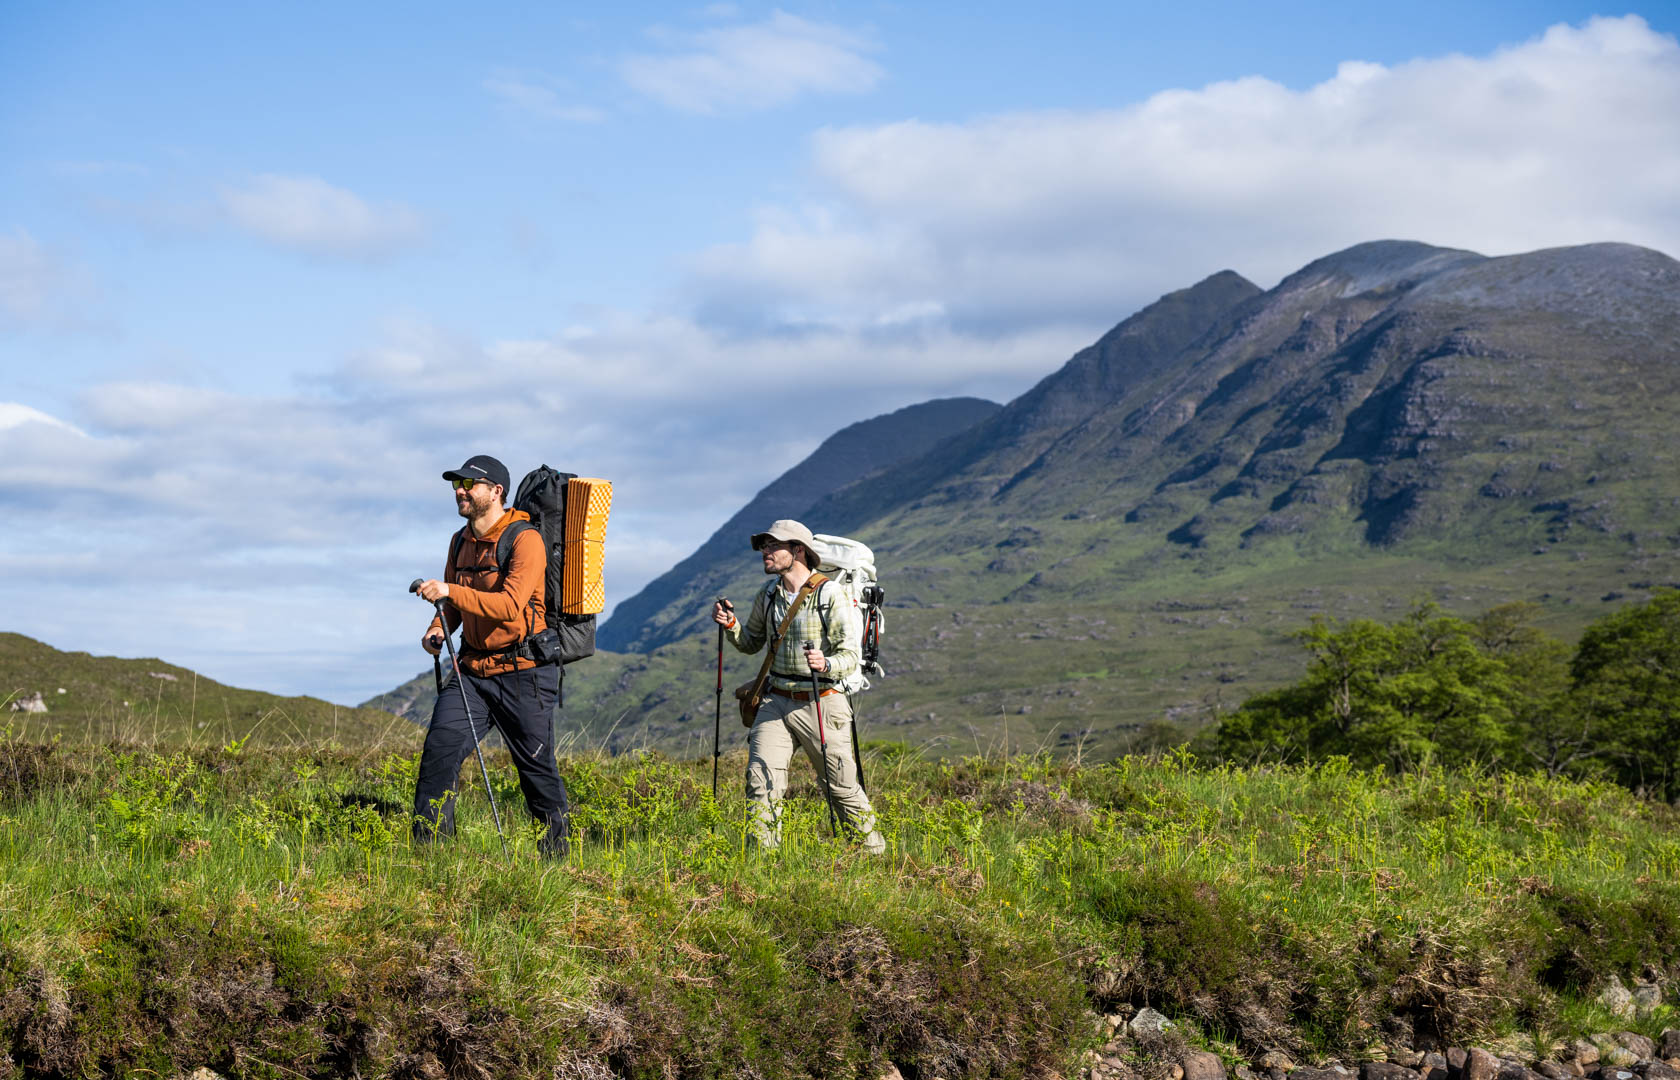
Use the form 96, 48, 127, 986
597, 396, 1000, 652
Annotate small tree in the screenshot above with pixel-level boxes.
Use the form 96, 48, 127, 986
1217, 604, 1510, 771
1571, 590, 1680, 803
1472, 603, 1597, 779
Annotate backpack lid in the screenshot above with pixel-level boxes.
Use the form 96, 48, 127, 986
811, 533, 875, 576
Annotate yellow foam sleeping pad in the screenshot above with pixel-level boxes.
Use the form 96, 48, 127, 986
562, 478, 612, 614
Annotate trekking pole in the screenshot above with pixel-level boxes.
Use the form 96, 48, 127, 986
712, 598, 730, 801
804, 641, 841, 838
410, 580, 509, 860
849, 700, 866, 796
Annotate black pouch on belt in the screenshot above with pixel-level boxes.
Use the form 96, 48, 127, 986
525, 626, 564, 666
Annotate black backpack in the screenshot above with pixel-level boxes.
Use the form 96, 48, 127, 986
513, 465, 597, 666
447, 465, 596, 668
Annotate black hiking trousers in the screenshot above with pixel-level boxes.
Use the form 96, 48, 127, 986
412, 662, 570, 856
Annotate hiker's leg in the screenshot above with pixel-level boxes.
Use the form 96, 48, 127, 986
744, 695, 796, 849
412, 673, 488, 844
787, 693, 884, 853
485, 664, 569, 857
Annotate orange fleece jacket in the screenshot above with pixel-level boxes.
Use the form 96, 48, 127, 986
427, 509, 548, 676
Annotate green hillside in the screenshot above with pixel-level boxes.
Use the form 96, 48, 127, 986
0, 632, 409, 748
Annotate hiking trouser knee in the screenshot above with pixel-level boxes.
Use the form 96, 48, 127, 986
745, 707, 796, 847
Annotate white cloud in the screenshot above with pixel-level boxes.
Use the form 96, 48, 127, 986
690, 15, 1680, 329
219, 174, 427, 260
0, 402, 87, 437
622, 10, 883, 113
0, 228, 99, 331
485, 73, 607, 123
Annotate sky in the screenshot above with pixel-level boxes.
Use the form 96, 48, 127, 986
3, 2, 1678, 705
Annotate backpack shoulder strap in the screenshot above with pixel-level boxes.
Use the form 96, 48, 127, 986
811, 574, 831, 642
446, 526, 469, 578
494, 519, 536, 573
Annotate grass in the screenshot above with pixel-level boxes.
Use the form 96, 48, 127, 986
2, 726, 1677, 1079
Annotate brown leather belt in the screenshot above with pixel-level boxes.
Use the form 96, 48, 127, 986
769, 686, 842, 702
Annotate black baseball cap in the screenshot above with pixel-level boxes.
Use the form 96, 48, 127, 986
442, 455, 510, 493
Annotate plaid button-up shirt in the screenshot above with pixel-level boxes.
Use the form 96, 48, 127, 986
727, 575, 860, 693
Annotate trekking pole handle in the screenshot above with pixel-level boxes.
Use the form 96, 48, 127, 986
408, 579, 424, 594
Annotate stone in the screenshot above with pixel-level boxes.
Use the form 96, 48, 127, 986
1640, 1065, 1680, 1080
1565, 1066, 1583, 1079
186, 1070, 225, 1080
1105, 1012, 1128, 1036
876, 1068, 905, 1080
8, 691, 47, 714
1181, 1051, 1226, 1080
1259, 1053, 1296, 1074
1595, 1070, 1636, 1080
1662, 1033, 1680, 1061
1450, 1050, 1470, 1078
1291, 1069, 1348, 1080
1617, 1035, 1656, 1063
1537, 1063, 1574, 1080
1423, 1055, 1449, 1073
1599, 977, 1637, 1020
1573, 1043, 1603, 1067
1606, 1051, 1640, 1069
1633, 984, 1664, 1018
1467, 1049, 1499, 1080
1168, 1065, 1185, 1080
1391, 1052, 1425, 1070
1130, 1008, 1174, 1036
1496, 1065, 1533, 1080
1236, 1067, 1259, 1080
1363, 1063, 1420, 1080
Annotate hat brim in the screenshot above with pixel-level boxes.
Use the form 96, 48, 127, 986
442, 469, 503, 485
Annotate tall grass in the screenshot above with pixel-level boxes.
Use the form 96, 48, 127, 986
1, 730, 1676, 1079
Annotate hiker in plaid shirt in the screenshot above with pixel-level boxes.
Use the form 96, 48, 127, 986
712, 519, 885, 853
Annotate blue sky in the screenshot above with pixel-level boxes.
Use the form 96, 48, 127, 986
3, 2, 1678, 704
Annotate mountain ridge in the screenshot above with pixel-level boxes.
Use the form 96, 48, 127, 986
597, 396, 1001, 653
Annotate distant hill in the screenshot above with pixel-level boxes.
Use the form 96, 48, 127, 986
1, 632, 408, 747
371, 240, 1680, 758
597, 396, 1001, 652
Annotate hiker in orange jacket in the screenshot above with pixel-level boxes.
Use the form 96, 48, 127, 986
413, 454, 571, 856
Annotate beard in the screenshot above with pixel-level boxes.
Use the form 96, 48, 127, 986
457, 488, 499, 519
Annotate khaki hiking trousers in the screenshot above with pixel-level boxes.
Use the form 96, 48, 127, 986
746, 690, 885, 853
